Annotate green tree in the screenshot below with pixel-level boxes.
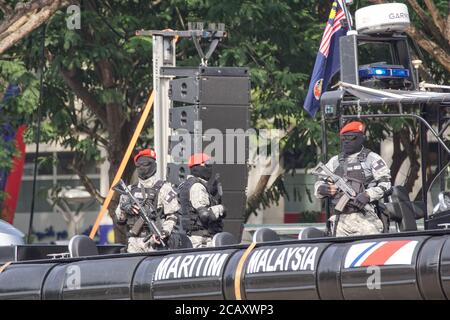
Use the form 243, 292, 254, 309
371, 0, 450, 77
1, 0, 449, 241
0, 58, 39, 207
0, 0, 73, 54
2, 0, 331, 239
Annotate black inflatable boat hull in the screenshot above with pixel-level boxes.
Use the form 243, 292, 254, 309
0, 230, 449, 300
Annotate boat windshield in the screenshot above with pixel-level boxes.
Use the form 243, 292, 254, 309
358, 41, 395, 66
427, 164, 450, 216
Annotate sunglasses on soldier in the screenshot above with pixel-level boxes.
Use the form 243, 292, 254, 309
340, 134, 358, 141
135, 157, 154, 167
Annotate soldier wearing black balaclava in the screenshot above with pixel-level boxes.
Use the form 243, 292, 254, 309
115, 149, 180, 252
178, 153, 226, 248
314, 121, 391, 237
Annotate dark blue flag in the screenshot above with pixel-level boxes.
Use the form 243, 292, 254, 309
303, 0, 348, 117
0, 84, 21, 193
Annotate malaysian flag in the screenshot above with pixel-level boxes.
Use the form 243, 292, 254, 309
303, 0, 349, 117
0, 84, 25, 224
0, 84, 20, 193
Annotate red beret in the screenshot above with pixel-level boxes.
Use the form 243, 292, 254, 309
188, 153, 211, 168
134, 148, 156, 163
340, 121, 365, 135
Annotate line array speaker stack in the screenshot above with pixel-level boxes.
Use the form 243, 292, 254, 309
164, 66, 251, 240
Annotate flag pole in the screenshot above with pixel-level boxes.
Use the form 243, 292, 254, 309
320, 106, 332, 235
28, 24, 46, 244
340, 0, 355, 33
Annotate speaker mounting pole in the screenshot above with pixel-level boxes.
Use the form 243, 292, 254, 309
136, 25, 227, 180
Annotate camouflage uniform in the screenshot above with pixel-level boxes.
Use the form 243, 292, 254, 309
179, 175, 225, 248
314, 148, 391, 237
115, 176, 180, 253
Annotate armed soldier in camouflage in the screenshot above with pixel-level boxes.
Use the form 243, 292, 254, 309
115, 149, 180, 253
314, 121, 391, 237
178, 153, 226, 248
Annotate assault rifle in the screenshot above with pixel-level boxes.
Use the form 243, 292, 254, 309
312, 162, 371, 213
213, 173, 223, 205
113, 179, 166, 247
208, 173, 223, 205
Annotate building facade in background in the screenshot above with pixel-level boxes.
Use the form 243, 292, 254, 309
13, 142, 112, 244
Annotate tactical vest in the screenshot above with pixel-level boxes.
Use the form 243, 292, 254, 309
126, 180, 165, 237
178, 176, 223, 237
332, 148, 371, 214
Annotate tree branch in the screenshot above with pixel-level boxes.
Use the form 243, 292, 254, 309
372, 0, 449, 49
406, 26, 450, 73
175, 6, 186, 30
95, 59, 125, 148
0, 1, 38, 34
0, 0, 73, 54
59, 67, 108, 126
72, 123, 109, 147
247, 175, 271, 206
399, 128, 420, 194
406, 0, 448, 48
0, 0, 13, 15
390, 132, 407, 183
76, 6, 125, 137
424, 0, 446, 36
71, 161, 105, 204
65, 96, 108, 146
446, 1, 450, 44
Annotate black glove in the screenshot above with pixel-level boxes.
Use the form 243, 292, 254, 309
354, 192, 370, 210
318, 183, 337, 197
160, 230, 169, 240
120, 200, 134, 214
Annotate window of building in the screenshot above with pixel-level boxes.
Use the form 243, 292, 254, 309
283, 170, 325, 224
15, 151, 101, 242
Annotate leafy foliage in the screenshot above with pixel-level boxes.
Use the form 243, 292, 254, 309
0, 0, 449, 226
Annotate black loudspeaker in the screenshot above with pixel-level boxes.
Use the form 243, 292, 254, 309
168, 133, 249, 164
222, 219, 244, 242
169, 105, 250, 133
166, 163, 248, 191
221, 191, 246, 220
162, 66, 249, 78
166, 66, 250, 240
169, 76, 250, 105
166, 163, 189, 186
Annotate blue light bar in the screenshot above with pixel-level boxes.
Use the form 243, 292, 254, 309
391, 68, 409, 77
373, 68, 389, 76
359, 66, 410, 80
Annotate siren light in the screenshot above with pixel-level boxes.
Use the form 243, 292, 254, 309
359, 64, 410, 80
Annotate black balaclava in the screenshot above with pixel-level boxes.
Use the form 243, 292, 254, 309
136, 156, 157, 180
341, 132, 365, 156
191, 164, 213, 181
